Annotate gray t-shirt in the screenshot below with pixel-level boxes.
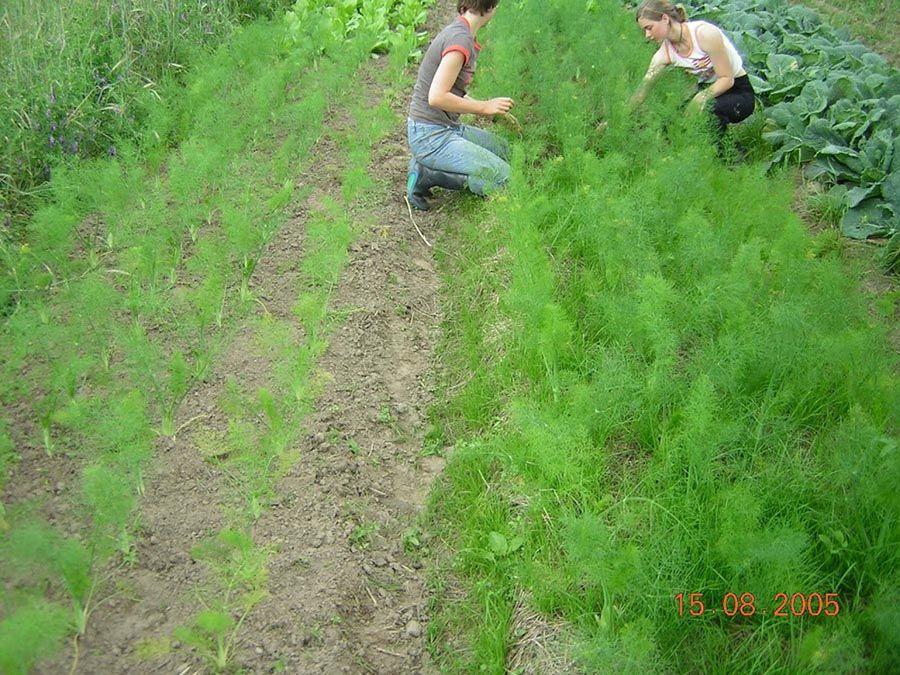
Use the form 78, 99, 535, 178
408, 17, 480, 126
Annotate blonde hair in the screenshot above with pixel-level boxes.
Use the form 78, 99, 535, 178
636, 0, 687, 23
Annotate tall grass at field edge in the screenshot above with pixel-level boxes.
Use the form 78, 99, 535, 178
0, 0, 295, 238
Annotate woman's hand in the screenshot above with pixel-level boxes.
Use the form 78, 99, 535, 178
631, 49, 668, 110
480, 97, 515, 116
686, 90, 711, 115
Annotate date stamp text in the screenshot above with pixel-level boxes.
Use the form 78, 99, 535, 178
675, 592, 840, 618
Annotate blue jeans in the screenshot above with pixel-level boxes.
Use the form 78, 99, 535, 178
407, 118, 510, 196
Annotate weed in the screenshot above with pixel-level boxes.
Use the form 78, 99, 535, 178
349, 522, 380, 549
402, 526, 424, 553
377, 403, 394, 425
304, 621, 324, 646
804, 184, 848, 228
134, 635, 173, 661
808, 228, 845, 260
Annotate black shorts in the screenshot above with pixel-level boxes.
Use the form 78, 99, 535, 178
709, 74, 756, 130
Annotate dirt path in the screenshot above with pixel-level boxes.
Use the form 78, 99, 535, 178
234, 134, 447, 673
40, 4, 457, 673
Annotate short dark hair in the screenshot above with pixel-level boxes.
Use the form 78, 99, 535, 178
457, 0, 499, 15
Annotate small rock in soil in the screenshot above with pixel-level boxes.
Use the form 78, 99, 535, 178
405, 620, 422, 638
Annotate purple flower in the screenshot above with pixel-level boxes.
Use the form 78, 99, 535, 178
50, 122, 57, 132
49, 90, 56, 104
108, 145, 117, 157
70, 141, 78, 153
49, 135, 56, 146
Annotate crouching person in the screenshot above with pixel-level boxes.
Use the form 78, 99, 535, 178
406, 0, 514, 211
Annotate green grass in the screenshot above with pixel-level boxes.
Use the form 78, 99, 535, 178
425, 0, 899, 672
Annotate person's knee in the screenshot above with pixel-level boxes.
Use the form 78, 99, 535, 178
494, 160, 511, 188
497, 139, 512, 163
469, 160, 510, 196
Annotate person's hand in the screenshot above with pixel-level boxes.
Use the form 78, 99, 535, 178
686, 92, 709, 116
481, 97, 514, 116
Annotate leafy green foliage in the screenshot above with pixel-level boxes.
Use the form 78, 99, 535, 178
3, 522, 91, 596
175, 529, 268, 671
0, 600, 71, 674
0, 420, 16, 492
283, 0, 432, 58
690, 0, 899, 240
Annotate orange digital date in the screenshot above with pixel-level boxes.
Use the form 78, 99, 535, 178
675, 592, 840, 617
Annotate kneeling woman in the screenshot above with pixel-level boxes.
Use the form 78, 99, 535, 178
406, 0, 515, 211
631, 0, 755, 133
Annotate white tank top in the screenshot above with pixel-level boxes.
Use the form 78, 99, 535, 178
663, 21, 744, 83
